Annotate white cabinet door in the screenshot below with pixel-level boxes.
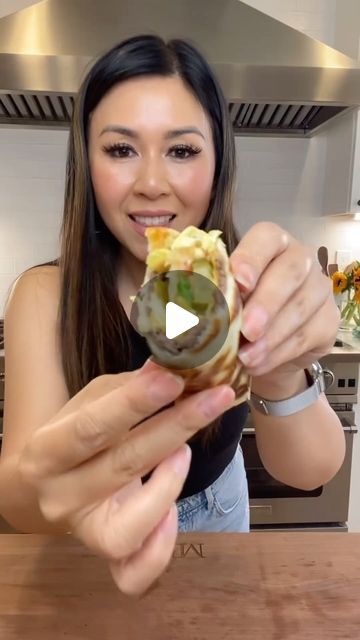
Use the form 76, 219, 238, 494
322, 109, 360, 216
349, 111, 360, 214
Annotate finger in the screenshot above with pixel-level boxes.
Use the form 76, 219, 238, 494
240, 244, 317, 343
47, 358, 161, 423
72, 444, 190, 561
240, 295, 339, 377
23, 361, 185, 477
46, 372, 137, 422
229, 222, 290, 294
108, 503, 178, 596
36, 385, 235, 521
238, 262, 332, 366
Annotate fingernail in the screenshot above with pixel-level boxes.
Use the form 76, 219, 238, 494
242, 305, 268, 341
136, 358, 158, 375
238, 350, 265, 368
238, 349, 255, 367
198, 386, 235, 419
168, 444, 192, 476
159, 504, 178, 536
148, 371, 184, 402
238, 337, 267, 366
232, 263, 257, 291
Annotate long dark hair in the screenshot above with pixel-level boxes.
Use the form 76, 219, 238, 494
60, 34, 239, 404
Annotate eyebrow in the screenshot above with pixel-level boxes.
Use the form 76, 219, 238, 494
165, 127, 205, 140
99, 125, 205, 140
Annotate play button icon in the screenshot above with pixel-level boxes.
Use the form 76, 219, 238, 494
165, 302, 199, 339
130, 270, 230, 370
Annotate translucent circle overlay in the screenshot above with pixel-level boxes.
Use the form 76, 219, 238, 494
130, 270, 230, 370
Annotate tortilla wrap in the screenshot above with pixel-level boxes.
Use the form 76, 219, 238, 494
134, 226, 249, 405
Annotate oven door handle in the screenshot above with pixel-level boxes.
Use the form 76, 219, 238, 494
242, 427, 256, 435
250, 505, 273, 513
242, 425, 358, 435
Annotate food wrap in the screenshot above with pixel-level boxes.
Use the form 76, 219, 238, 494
134, 226, 249, 405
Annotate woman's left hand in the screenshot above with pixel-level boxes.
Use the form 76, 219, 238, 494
229, 222, 340, 379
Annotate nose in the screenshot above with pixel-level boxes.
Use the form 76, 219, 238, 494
133, 156, 170, 200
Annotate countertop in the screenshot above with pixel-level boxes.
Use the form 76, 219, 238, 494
323, 329, 360, 361
0, 532, 359, 639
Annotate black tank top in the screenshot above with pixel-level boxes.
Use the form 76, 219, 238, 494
127, 322, 248, 499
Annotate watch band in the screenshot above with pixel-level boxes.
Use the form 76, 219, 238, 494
249, 361, 326, 417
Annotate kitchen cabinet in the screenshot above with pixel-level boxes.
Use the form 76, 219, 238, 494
322, 109, 360, 216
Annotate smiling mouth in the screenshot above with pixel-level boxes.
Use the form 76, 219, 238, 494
129, 214, 176, 227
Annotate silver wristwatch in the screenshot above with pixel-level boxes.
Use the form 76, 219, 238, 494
249, 361, 327, 417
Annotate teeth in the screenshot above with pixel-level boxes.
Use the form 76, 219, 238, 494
132, 215, 173, 226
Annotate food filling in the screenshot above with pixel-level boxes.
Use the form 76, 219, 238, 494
144, 226, 225, 323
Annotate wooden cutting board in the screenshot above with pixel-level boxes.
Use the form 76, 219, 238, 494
0, 532, 359, 639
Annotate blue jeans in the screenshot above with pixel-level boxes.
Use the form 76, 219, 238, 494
176, 446, 250, 532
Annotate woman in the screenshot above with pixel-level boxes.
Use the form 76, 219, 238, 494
0, 35, 344, 595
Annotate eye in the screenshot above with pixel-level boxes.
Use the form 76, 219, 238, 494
102, 143, 136, 159
168, 144, 202, 160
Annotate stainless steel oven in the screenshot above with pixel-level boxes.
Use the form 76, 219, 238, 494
242, 356, 358, 532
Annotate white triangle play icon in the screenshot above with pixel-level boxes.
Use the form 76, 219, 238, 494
165, 302, 199, 340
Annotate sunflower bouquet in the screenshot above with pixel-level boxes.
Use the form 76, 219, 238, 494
332, 261, 360, 331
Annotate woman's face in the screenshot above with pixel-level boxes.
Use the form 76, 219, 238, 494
88, 75, 216, 262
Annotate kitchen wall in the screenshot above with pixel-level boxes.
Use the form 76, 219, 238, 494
1, 0, 360, 315
0, 127, 67, 313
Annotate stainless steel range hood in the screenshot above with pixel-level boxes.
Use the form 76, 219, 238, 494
1, 0, 360, 136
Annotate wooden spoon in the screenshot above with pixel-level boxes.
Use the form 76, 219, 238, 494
317, 246, 329, 276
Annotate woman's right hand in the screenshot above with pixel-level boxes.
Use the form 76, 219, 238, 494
17, 359, 235, 595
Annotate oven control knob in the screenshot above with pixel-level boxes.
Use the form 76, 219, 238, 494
323, 368, 335, 390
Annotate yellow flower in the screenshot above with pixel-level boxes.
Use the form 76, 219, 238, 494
353, 267, 360, 289
355, 289, 360, 304
332, 271, 348, 294
344, 261, 358, 274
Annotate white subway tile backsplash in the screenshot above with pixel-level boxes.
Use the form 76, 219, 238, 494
0, 290, 11, 315
31, 241, 60, 261
0, 126, 69, 146
238, 183, 304, 203
0, 127, 66, 315
238, 168, 299, 186
0, 144, 66, 179
324, 217, 360, 261
0, 274, 15, 293
0, 258, 14, 274
13, 255, 41, 275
